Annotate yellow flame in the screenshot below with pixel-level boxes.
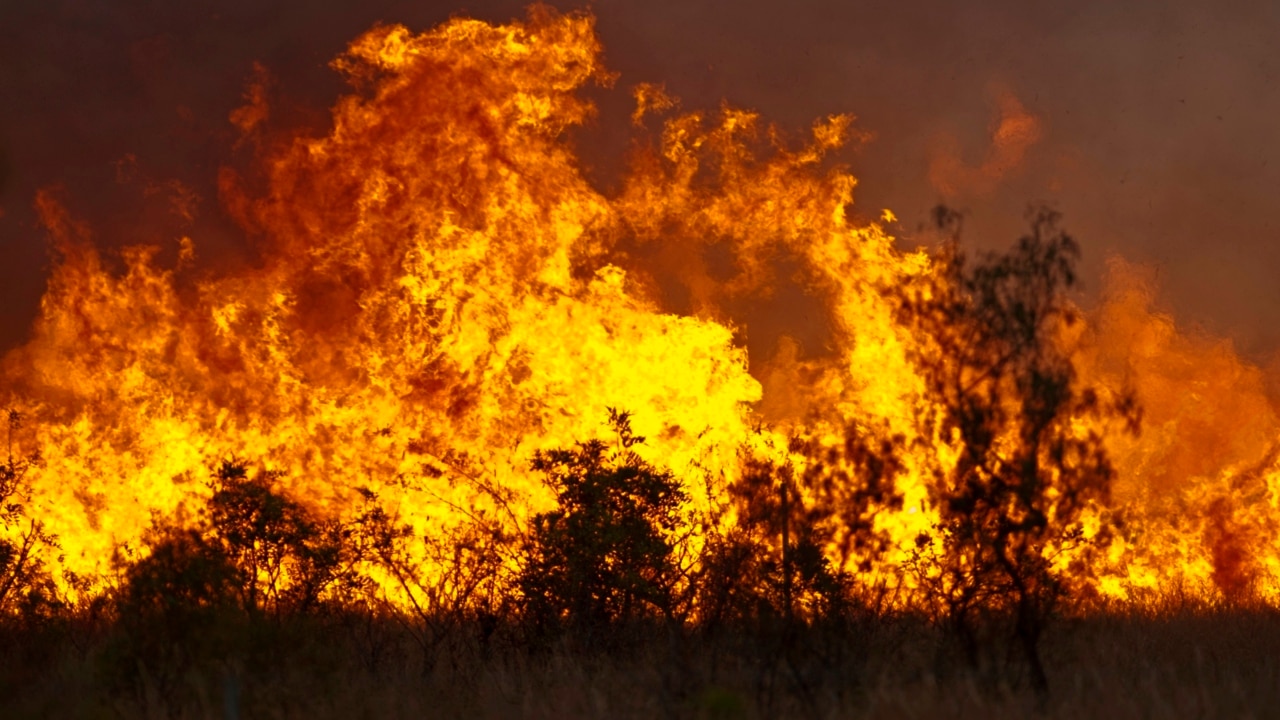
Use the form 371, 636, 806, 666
3, 7, 1278, 607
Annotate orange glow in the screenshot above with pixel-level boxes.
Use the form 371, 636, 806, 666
929, 86, 1044, 200
2, 7, 1276, 607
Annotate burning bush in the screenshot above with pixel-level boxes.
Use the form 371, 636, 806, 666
115, 458, 369, 627
898, 207, 1140, 692
517, 409, 690, 637
0, 410, 59, 621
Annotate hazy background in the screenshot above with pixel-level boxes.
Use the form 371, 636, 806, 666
2, 0, 1277, 358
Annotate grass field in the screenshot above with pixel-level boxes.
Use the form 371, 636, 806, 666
2, 595, 1277, 719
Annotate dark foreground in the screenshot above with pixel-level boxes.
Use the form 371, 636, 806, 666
2, 600, 1277, 719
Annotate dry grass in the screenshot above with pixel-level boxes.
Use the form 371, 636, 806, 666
1, 602, 1278, 719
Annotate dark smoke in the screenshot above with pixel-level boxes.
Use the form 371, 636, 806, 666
2, 0, 1278, 359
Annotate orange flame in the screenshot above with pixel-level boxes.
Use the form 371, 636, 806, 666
2, 7, 1278, 606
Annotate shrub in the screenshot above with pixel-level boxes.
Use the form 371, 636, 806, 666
897, 206, 1139, 693
517, 409, 689, 636
0, 410, 59, 620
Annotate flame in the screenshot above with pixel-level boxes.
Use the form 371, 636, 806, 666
1075, 259, 1280, 599
8, 9, 770, 598
3, 7, 1279, 606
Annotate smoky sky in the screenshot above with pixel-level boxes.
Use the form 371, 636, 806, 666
2, 0, 1278, 358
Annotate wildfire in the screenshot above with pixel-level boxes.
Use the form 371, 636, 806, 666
2, 7, 1276, 606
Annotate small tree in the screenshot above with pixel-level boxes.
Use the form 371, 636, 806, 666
117, 458, 369, 626
0, 410, 58, 618
354, 488, 510, 664
517, 409, 688, 636
114, 524, 238, 631
206, 459, 367, 615
898, 207, 1138, 694
110, 460, 371, 702
697, 457, 836, 628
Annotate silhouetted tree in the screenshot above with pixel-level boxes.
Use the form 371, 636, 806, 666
107, 522, 241, 704
696, 421, 905, 629
898, 206, 1139, 695
114, 524, 237, 628
794, 423, 907, 588
697, 456, 841, 628
517, 409, 688, 637
354, 488, 510, 664
0, 410, 59, 618
117, 458, 369, 627
205, 459, 367, 615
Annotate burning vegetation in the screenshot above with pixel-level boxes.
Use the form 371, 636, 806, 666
1, 6, 1279, 717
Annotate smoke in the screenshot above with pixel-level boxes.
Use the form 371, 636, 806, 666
927, 86, 1043, 200
2, 0, 1278, 358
